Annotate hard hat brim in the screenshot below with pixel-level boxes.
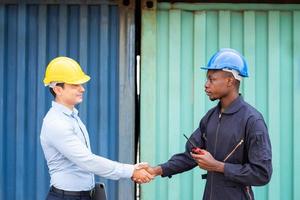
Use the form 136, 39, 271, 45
200, 66, 248, 77
65, 74, 91, 85
200, 66, 212, 70
200, 66, 223, 70
44, 74, 91, 86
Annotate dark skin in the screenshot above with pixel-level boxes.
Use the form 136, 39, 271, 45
140, 69, 241, 177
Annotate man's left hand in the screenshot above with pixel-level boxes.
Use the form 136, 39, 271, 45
190, 150, 224, 173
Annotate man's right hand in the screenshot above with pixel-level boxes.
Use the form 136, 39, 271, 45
131, 164, 163, 184
131, 163, 154, 184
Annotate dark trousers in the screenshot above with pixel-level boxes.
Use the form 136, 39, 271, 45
46, 190, 92, 200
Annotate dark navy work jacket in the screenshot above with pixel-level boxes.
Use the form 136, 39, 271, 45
160, 96, 272, 200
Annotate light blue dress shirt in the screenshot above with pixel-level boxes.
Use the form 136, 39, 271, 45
40, 101, 134, 191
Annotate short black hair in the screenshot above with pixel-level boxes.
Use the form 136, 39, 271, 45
49, 83, 65, 98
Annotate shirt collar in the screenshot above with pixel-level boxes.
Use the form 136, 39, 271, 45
218, 95, 244, 115
51, 101, 79, 117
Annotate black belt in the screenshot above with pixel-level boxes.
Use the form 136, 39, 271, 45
51, 186, 94, 197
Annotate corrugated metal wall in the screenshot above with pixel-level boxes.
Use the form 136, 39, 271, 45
141, 2, 300, 200
0, 1, 136, 200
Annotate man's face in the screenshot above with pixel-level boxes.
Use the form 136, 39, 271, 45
204, 70, 232, 101
54, 83, 85, 106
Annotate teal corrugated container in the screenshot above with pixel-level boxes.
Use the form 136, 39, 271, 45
141, 2, 300, 200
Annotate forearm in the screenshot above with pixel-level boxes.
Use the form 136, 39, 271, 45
81, 154, 134, 179
159, 154, 197, 177
152, 166, 163, 176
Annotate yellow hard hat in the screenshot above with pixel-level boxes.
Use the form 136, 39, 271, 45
43, 56, 90, 86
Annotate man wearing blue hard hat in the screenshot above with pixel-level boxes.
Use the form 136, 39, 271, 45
143, 48, 272, 200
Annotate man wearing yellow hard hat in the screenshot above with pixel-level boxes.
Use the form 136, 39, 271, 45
40, 57, 153, 200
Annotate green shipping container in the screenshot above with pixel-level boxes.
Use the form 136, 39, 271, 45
140, 2, 300, 200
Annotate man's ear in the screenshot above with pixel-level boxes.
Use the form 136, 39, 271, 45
227, 77, 235, 87
53, 86, 63, 96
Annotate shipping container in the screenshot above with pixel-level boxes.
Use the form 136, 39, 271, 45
0, 1, 136, 200
141, 2, 300, 200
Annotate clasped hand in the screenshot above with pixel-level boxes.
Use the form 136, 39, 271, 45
131, 162, 159, 184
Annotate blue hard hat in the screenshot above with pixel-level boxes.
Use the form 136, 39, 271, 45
201, 48, 249, 77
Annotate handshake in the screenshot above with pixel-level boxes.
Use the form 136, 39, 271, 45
131, 163, 162, 184
129, 150, 221, 184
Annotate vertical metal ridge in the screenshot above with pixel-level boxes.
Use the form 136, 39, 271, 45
140, 6, 157, 199
219, 10, 230, 48
230, 11, 244, 92
79, 4, 88, 123
244, 11, 256, 105
36, 5, 48, 200
109, 6, 120, 199
279, 11, 293, 200
99, 4, 110, 196
180, 11, 194, 200
118, 4, 136, 199
230, 12, 243, 51
16, 4, 26, 199
156, 10, 169, 200
48, 5, 59, 59
193, 10, 206, 200
58, 4, 67, 55
267, 10, 281, 200
99, 4, 109, 158
205, 11, 218, 110
193, 11, 206, 128
0, 5, 5, 200
68, 5, 79, 59
292, 10, 300, 200
168, 9, 181, 200
6, 5, 17, 199
26, 5, 38, 199
108, 7, 117, 161
87, 4, 99, 152
108, 5, 119, 162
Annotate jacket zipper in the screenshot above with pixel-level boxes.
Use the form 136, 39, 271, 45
246, 186, 252, 200
223, 139, 244, 162
209, 113, 222, 200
